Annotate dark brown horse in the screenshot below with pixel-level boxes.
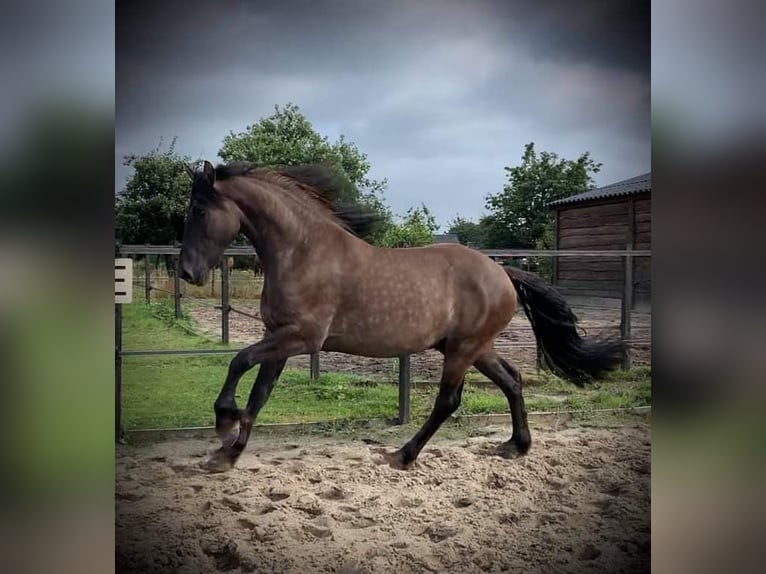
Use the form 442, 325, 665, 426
179, 161, 622, 472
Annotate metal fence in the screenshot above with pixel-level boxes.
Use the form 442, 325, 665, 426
115, 244, 651, 439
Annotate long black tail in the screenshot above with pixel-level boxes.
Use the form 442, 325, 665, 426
505, 267, 624, 385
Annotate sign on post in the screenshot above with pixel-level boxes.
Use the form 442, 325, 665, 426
115, 258, 133, 304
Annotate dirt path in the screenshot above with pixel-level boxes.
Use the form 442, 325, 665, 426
186, 301, 651, 380
116, 421, 650, 573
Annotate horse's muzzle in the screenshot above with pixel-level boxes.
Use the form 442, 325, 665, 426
180, 265, 206, 286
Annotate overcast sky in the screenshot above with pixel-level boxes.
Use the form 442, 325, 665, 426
116, 0, 650, 228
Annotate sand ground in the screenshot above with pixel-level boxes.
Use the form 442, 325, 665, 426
116, 416, 650, 573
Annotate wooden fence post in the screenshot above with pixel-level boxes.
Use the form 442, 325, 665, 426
310, 353, 320, 382
221, 258, 230, 345
552, 212, 559, 285
144, 255, 151, 304
536, 344, 543, 373
398, 355, 411, 424
621, 244, 634, 370
173, 253, 182, 319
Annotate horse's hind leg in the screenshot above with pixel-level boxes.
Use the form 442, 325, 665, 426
386, 340, 478, 469
474, 351, 531, 455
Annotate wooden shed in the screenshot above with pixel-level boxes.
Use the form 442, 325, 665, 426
433, 233, 460, 244
548, 172, 651, 308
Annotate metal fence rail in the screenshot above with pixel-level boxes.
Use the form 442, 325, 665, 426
115, 244, 651, 440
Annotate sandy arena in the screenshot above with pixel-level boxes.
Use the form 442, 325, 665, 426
116, 419, 650, 573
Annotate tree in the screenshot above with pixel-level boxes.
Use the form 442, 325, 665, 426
377, 205, 438, 248
219, 103, 387, 210
445, 214, 523, 249
447, 216, 486, 247
485, 142, 602, 248
115, 137, 193, 246
477, 214, 523, 249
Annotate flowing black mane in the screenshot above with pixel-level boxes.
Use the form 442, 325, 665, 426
214, 162, 381, 238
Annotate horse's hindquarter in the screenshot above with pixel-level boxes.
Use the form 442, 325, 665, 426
323, 243, 515, 357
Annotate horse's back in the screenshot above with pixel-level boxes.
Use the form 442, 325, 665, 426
381, 241, 516, 330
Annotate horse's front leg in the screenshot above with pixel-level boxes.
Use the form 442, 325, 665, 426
207, 358, 288, 472
206, 326, 314, 471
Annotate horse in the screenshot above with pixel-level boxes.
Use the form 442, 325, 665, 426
179, 161, 623, 472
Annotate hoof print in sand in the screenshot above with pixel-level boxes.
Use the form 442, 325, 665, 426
237, 518, 256, 531
452, 496, 474, 508
580, 544, 603, 561
220, 497, 246, 512
264, 486, 292, 502
319, 485, 348, 500
303, 516, 335, 539
421, 523, 459, 543
293, 492, 324, 516
396, 496, 423, 508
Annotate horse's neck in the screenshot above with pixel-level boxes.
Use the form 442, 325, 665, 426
232, 184, 339, 275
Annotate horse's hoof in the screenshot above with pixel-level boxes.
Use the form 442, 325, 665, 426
511, 432, 532, 455
202, 448, 235, 473
381, 450, 413, 471
496, 437, 530, 459
216, 420, 241, 448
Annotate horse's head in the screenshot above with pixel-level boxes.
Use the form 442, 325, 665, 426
179, 161, 241, 286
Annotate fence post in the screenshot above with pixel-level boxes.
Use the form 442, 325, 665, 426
310, 353, 320, 382
552, 213, 559, 285
115, 298, 123, 442
173, 252, 183, 318
144, 255, 151, 304
221, 258, 230, 345
398, 355, 411, 424
621, 244, 634, 370
536, 344, 543, 373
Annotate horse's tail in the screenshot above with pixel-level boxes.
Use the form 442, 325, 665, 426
505, 266, 624, 385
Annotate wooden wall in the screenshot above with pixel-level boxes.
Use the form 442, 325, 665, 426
554, 193, 651, 305
633, 196, 651, 305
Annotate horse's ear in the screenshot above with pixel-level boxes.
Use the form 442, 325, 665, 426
203, 161, 216, 186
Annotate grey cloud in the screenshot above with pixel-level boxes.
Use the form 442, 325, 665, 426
117, 0, 649, 227
0, 1, 114, 144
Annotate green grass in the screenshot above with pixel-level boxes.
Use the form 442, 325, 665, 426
123, 299, 229, 351
122, 302, 651, 430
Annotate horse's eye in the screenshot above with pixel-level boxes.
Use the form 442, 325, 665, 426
192, 206, 206, 217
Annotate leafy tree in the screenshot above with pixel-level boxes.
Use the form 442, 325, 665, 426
116, 104, 445, 254
477, 215, 523, 249
445, 214, 523, 249
447, 216, 486, 247
485, 142, 601, 248
115, 137, 193, 246
219, 103, 387, 210
377, 205, 438, 248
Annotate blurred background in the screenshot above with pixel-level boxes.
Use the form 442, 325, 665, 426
0, 1, 115, 573
0, 0, 765, 572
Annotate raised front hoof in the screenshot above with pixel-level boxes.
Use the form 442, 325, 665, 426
375, 448, 415, 471
201, 447, 238, 473
216, 418, 241, 449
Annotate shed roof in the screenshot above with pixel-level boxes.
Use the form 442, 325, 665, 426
433, 233, 461, 244
548, 172, 651, 208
